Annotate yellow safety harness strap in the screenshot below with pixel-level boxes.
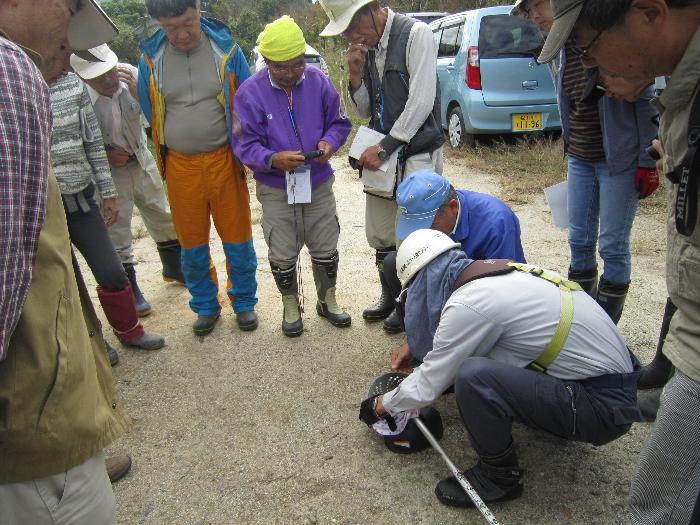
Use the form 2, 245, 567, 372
508, 263, 582, 373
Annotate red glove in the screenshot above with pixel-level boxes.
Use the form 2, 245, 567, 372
635, 167, 660, 199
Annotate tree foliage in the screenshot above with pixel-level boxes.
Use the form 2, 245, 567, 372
102, 0, 150, 64
102, 0, 506, 64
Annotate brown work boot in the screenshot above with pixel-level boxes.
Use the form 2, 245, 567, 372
106, 454, 132, 483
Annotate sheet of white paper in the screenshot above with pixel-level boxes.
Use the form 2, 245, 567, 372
349, 125, 385, 160
361, 150, 399, 193
544, 181, 568, 229
286, 165, 312, 204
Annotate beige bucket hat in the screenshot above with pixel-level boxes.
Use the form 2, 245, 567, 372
70, 44, 118, 79
318, 0, 375, 37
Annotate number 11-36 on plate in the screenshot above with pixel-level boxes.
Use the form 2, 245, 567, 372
512, 113, 542, 132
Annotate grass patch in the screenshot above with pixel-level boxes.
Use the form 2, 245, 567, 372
447, 134, 667, 216
446, 134, 566, 205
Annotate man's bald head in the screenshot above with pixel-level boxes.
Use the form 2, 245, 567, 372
0, 0, 78, 79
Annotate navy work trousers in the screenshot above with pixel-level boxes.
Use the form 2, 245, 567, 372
63, 183, 128, 292
455, 357, 642, 458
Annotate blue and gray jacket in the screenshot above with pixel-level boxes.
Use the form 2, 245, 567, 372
551, 48, 658, 174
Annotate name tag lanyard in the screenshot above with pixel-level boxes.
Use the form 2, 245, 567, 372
284, 92, 312, 204
284, 90, 309, 314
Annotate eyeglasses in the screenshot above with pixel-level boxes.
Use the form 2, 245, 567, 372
267, 62, 306, 74
571, 28, 604, 59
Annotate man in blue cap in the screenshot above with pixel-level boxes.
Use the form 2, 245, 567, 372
382, 169, 526, 336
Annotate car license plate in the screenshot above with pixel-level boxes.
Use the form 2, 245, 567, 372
512, 113, 542, 132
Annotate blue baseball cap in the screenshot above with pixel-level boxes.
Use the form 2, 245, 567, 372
396, 170, 451, 241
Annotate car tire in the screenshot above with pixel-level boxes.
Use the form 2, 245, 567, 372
447, 106, 474, 149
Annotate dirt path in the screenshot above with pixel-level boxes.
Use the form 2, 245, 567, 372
91, 154, 668, 524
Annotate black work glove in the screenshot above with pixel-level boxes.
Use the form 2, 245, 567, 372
359, 396, 397, 431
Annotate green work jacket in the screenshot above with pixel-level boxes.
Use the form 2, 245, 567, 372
653, 26, 700, 383
0, 172, 128, 483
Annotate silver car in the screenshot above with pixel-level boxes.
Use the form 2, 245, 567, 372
431, 6, 561, 148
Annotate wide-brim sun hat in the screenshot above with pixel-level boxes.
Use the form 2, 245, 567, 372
70, 44, 118, 79
510, 0, 528, 17
318, 0, 375, 37
538, 0, 585, 63
68, 0, 119, 52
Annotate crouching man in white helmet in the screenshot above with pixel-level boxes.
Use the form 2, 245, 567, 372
359, 229, 644, 508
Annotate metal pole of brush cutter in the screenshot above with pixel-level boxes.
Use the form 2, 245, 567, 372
413, 418, 502, 525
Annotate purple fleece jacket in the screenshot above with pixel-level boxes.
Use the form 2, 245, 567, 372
233, 66, 352, 189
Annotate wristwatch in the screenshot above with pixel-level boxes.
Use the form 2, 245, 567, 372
377, 145, 388, 160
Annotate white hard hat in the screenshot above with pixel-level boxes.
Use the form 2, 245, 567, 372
70, 44, 118, 79
317, 0, 375, 37
396, 229, 460, 287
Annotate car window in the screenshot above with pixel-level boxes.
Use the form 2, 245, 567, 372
438, 23, 462, 58
478, 14, 543, 59
432, 25, 442, 50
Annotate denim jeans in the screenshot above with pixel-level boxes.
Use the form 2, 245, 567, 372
567, 156, 639, 284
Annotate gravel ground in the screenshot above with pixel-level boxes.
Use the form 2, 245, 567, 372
85, 155, 668, 524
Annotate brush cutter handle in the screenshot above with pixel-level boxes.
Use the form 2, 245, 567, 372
413, 418, 502, 525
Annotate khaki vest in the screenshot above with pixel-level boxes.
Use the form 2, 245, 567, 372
0, 172, 127, 483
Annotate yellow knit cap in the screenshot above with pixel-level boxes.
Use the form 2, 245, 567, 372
257, 16, 307, 63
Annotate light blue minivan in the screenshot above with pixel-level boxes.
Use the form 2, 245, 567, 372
430, 6, 561, 148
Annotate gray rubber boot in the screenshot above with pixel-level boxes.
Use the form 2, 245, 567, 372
312, 252, 351, 328
568, 266, 598, 297
122, 332, 165, 350
271, 263, 303, 337
123, 263, 151, 317
105, 342, 119, 366
596, 278, 630, 325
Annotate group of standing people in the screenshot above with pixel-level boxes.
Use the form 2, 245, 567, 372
356, 1, 697, 524
0, 0, 698, 523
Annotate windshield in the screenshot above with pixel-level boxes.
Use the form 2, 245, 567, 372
478, 14, 544, 59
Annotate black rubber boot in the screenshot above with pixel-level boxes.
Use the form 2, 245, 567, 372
312, 252, 351, 328
156, 239, 185, 285
381, 250, 405, 333
123, 264, 151, 317
383, 310, 403, 333
596, 278, 630, 325
193, 314, 219, 336
271, 263, 303, 337
236, 311, 258, 332
638, 389, 662, 422
638, 298, 677, 390
362, 248, 395, 321
435, 447, 523, 508
568, 266, 598, 297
